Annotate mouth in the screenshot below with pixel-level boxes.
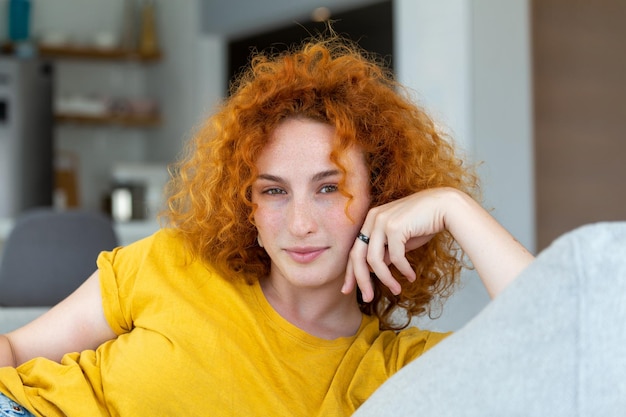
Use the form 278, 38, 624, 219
284, 247, 327, 263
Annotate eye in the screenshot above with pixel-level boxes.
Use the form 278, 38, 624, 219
320, 184, 338, 194
263, 187, 287, 195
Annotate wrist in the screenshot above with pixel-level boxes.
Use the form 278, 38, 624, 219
439, 187, 477, 232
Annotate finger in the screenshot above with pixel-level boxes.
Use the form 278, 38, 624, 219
383, 234, 435, 281
354, 208, 388, 301
405, 234, 436, 252
386, 237, 416, 282
350, 242, 375, 302
366, 228, 402, 295
342, 259, 356, 295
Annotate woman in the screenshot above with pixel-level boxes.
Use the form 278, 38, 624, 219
0, 37, 532, 416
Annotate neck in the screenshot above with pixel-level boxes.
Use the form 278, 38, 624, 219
260, 278, 363, 340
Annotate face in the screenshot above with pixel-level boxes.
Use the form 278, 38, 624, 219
252, 117, 371, 291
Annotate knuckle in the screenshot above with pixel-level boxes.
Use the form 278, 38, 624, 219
385, 218, 403, 235
365, 252, 379, 266
388, 252, 404, 264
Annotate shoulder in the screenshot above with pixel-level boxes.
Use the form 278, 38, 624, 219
97, 228, 212, 306
98, 228, 190, 268
357, 317, 451, 369
97, 228, 232, 332
344, 318, 451, 403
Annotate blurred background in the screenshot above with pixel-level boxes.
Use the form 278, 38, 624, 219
0, 0, 624, 329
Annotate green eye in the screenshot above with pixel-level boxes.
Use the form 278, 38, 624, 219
264, 188, 286, 195
320, 184, 338, 193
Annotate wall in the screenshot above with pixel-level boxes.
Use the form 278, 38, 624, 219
472, 0, 534, 252
533, 0, 626, 250
144, 0, 207, 162
395, 0, 533, 330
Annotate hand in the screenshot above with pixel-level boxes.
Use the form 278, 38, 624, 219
342, 188, 454, 302
343, 187, 535, 302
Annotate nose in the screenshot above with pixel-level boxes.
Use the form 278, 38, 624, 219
288, 196, 317, 237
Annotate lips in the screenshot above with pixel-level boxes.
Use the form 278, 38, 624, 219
284, 247, 327, 263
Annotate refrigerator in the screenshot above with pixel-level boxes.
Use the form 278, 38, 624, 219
0, 57, 54, 218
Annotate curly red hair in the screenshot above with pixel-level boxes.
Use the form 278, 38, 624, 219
164, 36, 479, 330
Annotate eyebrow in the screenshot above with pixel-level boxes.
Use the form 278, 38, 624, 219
256, 169, 341, 183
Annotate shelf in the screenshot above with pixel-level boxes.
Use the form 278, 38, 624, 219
0, 42, 161, 62
55, 112, 162, 127
39, 45, 162, 62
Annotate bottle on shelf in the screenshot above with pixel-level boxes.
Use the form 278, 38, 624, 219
8, 0, 35, 58
138, 0, 160, 58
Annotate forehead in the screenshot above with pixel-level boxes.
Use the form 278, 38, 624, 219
261, 118, 334, 160
256, 118, 364, 175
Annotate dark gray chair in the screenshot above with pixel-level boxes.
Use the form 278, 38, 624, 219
0, 208, 118, 307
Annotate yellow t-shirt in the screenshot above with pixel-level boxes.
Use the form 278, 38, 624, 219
0, 229, 447, 416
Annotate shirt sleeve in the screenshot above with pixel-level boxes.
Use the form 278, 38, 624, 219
96, 233, 157, 335
392, 327, 452, 372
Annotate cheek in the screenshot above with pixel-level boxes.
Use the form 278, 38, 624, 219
346, 190, 371, 229
352, 199, 370, 225
343, 171, 372, 228
253, 205, 282, 238
328, 201, 367, 240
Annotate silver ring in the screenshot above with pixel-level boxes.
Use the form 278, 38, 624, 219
357, 232, 370, 245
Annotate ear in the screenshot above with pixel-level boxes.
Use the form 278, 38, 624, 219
257, 235, 264, 248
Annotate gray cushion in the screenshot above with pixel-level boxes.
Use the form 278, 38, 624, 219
0, 208, 118, 307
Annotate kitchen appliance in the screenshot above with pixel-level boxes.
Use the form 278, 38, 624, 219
110, 181, 146, 222
109, 163, 169, 222
0, 58, 54, 218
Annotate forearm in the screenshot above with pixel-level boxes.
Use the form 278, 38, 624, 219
445, 190, 535, 298
0, 334, 16, 368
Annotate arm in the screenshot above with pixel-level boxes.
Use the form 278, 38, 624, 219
343, 187, 535, 302
0, 270, 117, 367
